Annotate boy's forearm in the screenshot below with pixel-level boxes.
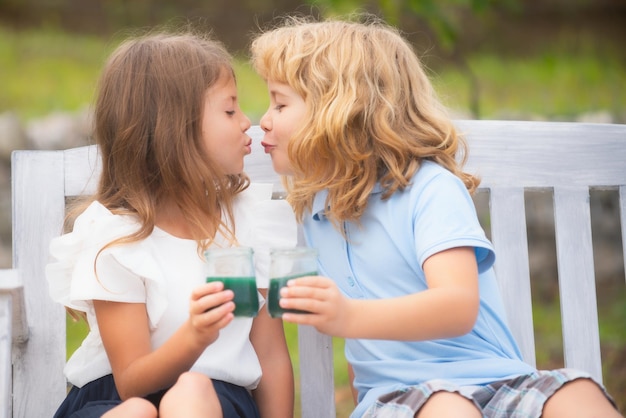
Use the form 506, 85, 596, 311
344, 289, 478, 341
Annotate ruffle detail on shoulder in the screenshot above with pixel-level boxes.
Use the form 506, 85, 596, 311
46, 201, 168, 329
235, 183, 298, 288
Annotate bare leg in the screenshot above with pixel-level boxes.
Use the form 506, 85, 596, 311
542, 378, 622, 418
159, 371, 223, 418
416, 391, 482, 418
101, 397, 157, 418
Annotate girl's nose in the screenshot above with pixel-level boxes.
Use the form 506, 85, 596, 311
241, 114, 251, 131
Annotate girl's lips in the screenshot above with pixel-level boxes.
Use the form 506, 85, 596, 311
261, 141, 275, 154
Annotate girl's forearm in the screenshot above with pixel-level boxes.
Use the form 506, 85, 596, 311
253, 357, 294, 418
114, 321, 207, 399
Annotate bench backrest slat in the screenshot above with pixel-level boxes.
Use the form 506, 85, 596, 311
553, 186, 602, 380
488, 186, 536, 367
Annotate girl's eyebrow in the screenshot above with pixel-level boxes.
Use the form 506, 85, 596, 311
221, 95, 236, 105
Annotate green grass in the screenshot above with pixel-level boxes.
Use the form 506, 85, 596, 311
467, 53, 624, 119
2, 26, 625, 123
0, 27, 112, 119
0, 27, 272, 121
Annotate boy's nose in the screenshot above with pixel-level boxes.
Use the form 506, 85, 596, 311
260, 112, 271, 132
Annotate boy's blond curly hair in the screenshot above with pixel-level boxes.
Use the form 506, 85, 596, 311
251, 15, 478, 228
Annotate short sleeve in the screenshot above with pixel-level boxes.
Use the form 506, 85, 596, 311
46, 201, 168, 328
412, 166, 495, 273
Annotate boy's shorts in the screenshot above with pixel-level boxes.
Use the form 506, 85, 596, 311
362, 368, 618, 418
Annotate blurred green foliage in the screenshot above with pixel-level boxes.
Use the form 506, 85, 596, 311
1, 26, 624, 123
313, 0, 521, 49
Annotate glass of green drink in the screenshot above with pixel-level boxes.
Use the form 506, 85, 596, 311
267, 247, 318, 318
204, 247, 259, 317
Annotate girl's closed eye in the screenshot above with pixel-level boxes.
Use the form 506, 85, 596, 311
274, 104, 285, 112
226, 110, 235, 116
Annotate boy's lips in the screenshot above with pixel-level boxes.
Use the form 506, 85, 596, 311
261, 141, 276, 154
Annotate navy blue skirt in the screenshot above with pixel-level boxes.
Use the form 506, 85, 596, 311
53, 374, 260, 418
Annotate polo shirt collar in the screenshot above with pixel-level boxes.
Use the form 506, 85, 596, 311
311, 189, 329, 221
310, 182, 384, 221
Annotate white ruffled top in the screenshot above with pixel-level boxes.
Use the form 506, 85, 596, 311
46, 183, 298, 389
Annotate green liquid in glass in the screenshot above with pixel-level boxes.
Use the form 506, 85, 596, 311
267, 271, 317, 318
206, 276, 259, 317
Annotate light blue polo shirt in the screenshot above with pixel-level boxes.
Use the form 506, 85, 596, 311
302, 161, 536, 418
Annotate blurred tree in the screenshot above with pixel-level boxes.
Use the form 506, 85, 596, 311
309, 0, 522, 118
0, 0, 311, 50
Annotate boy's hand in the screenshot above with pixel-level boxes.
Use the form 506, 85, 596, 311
279, 276, 353, 337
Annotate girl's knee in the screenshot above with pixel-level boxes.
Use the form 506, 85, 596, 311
103, 397, 157, 418
162, 371, 218, 405
175, 371, 215, 393
159, 372, 222, 417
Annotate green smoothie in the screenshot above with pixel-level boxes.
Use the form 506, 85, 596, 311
267, 271, 317, 318
206, 276, 259, 317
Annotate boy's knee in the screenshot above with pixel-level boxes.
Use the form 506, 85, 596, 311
543, 378, 621, 418
419, 392, 481, 418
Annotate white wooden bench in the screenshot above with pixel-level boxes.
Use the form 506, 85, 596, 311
1, 120, 625, 418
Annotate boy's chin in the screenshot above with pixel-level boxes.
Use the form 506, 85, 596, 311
272, 160, 293, 176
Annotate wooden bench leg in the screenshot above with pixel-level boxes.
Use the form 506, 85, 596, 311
0, 293, 13, 418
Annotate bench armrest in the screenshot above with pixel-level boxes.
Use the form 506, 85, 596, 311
1, 269, 28, 418
0, 269, 29, 344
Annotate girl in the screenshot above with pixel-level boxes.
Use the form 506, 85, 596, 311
46, 30, 296, 418
250, 16, 621, 418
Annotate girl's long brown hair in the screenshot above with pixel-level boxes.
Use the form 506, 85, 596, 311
91, 30, 247, 250
67, 29, 248, 287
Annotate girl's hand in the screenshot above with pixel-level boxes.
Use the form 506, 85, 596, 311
279, 276, 353, 337
188, 281, 235, 348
